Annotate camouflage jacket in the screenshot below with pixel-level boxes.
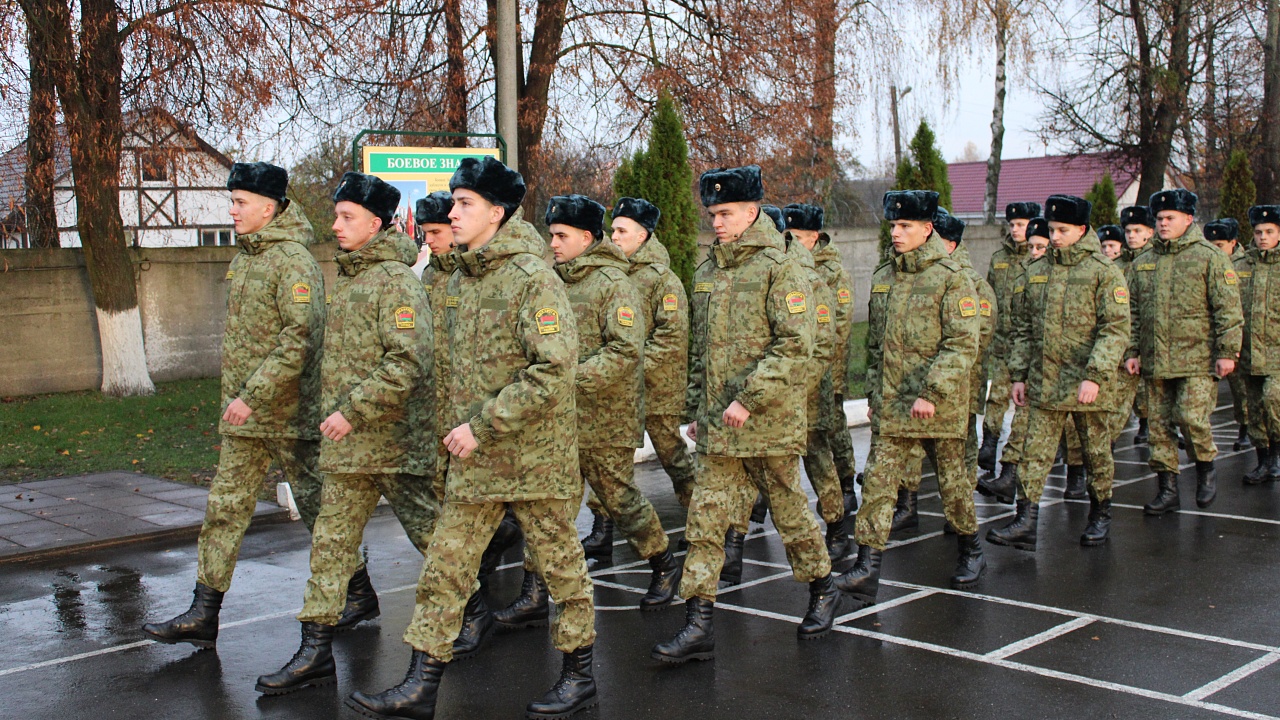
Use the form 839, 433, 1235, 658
951, 243, 996, 415
627, 237, 689, 417
866, 233, 979, 439
1126, 223, 1243, 379
423, 252, 460, 442
811, 233, 855, 397
557, 239, 645, 449
986, 231, 1031, 360
445, 215, 580, 501
1235, 247, 1280, 376
687, 212, 813, 456
787, 236, 836, 431
220, 203, 325, 440
320, 230, 435, 476
1009, 230, 1130, 412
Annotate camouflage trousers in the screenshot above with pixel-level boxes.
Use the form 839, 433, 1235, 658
681, 454, 830, 602
1246, 375, 1280, 448
828, 394, 858, 482
574, 447, 668, 560
297, 472, 439, 625
857, 435, 977, 549
1228, 371, 1250, 430
648, 414, 696, 507
1020, 408, 1114, 503
1108, 370, 1142, 440
403, 498, 595, 661
904, 415, 980, 492
197, 435, 323, 592
726, 429, 844, 529
1148, 376, 1220, 472
983, 356, 1014, 441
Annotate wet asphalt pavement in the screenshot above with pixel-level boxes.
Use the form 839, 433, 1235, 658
2, 400, 1278, 720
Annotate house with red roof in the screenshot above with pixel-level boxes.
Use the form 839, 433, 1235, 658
948, 152, 1184, 222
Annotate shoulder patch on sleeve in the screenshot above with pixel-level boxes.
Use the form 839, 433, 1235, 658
1113, 286, 1129, 304
817, 304, 831, 323
837, 287, 852, 304
536, 307, 560, 334
394, 306, 416, 329
617, 306, 635, 326
959, 296, 978, 317
980, 298, 992, 316
786, 291, 807, 313
291, 282, 312, 303
662, 293, 679, 311
1224, 268, 1239, 285
225, 269, 235, 280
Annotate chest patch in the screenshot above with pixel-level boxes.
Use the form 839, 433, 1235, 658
1136, 263, 1156, 272
994, 262, 1009, 270
663, 293, 678, 312
536, 308, 560, 335
1238, 270, 1253, 278
395, 306, 416, 329
959, 296, 978, 317
445, 296, 460, 308
837, 287, 851, 304
694, 282, 713, 294
786, 291, 807, 313
871, 284, 890, 294
618, 306, 635, 327
1029, 275, 1048, 284
291, 282, 312, 304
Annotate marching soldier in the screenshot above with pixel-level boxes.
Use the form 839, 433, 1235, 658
991, 195, 1129, 549
652, 165, 842, 665
1206, 218, 1253, 451
837, 190, 983, 607
257, 172, 440, 694
1128, 189, 1242, 514
789, 204, 861, 511
1241, 205, 1280, 484
1121, 206, 1156, 444
143, 162, 337, 649
581, 198, 694, 557
415, 191, 458, 494
892, 210, 995, 532
496, 194, 679, 623
978, 202, 1040, 474
348, 157, 600, 720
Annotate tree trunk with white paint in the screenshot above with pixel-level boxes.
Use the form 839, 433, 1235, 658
984, 2, 1009, 226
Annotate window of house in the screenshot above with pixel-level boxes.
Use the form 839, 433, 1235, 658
200, 229, 234, 246
139, 152, 170, 183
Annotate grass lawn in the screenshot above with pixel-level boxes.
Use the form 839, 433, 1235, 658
846, 321, 869, 400
1, 378, 224, 486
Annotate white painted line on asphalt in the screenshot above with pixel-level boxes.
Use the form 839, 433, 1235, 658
984, 617, 1095, 660
1183, 652, 1280, 701
716, 571, 798, 596
834, 589, 935, 624
1108, 503, 1280, 526
0, 640, 153, 678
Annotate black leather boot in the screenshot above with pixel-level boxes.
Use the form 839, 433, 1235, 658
1063, 465, 1087, 500
825, 515, 853, 560
346, 650, 444, 720
890, 488, 918, 532
977, 433, 999, 472
255, 622, 336, 695
977, 462, 1018, 504
335, 566, 380, 631
719, 528, 746, 585
749, 493, 769, 524
494, 570, 549, 629
450, 591, 494, 660
580, 513, 614, 563
986, 499, 1039, 551
798, 575, 842, 639
479, 509, 523, 583
840, 473, 858, 518
1134, 418, 1149, 445
952, 534, 986, 588
1235, 425, 1253, 451
651, 597, 715, 663
142, 583, 223, 648
526, 645, 598, 719
1143, 471, 1181, 515
1245, 446, 1272, 485
1268, 446, 1280, 482
1080, 496, 1112, 546
833, 545, 882, 606
1195, 461, 1217, 508
640, 549, 682, 610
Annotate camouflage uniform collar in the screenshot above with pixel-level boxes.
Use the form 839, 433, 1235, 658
1231, 243, 1246, 260
429, 250, 459, 274
454, 215, 545, 278
892, 232, 948, 274
237, 202, 313, 255
949, 242, 975, 271
1153, 223, 1206, 255
1001, 227, 1028, 256
555, 238, 630, 284
627, 234, 671, 274
1050, 229, 1100, 266
334, 229, 416, 276
784, 236, 816, 269
1254, 246, 1280, 264
811, 233, 839, 264
711, 212, 783, 269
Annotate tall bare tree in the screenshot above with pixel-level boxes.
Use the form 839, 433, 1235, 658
1260, 0, 1280, 200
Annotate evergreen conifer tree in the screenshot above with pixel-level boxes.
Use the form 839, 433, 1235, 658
1220, 149, 1257, 236
1084, 173, 1118, 228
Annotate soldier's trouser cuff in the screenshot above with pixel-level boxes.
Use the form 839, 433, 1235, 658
1147, 376, 1219, 471
297, 473, 385, 624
